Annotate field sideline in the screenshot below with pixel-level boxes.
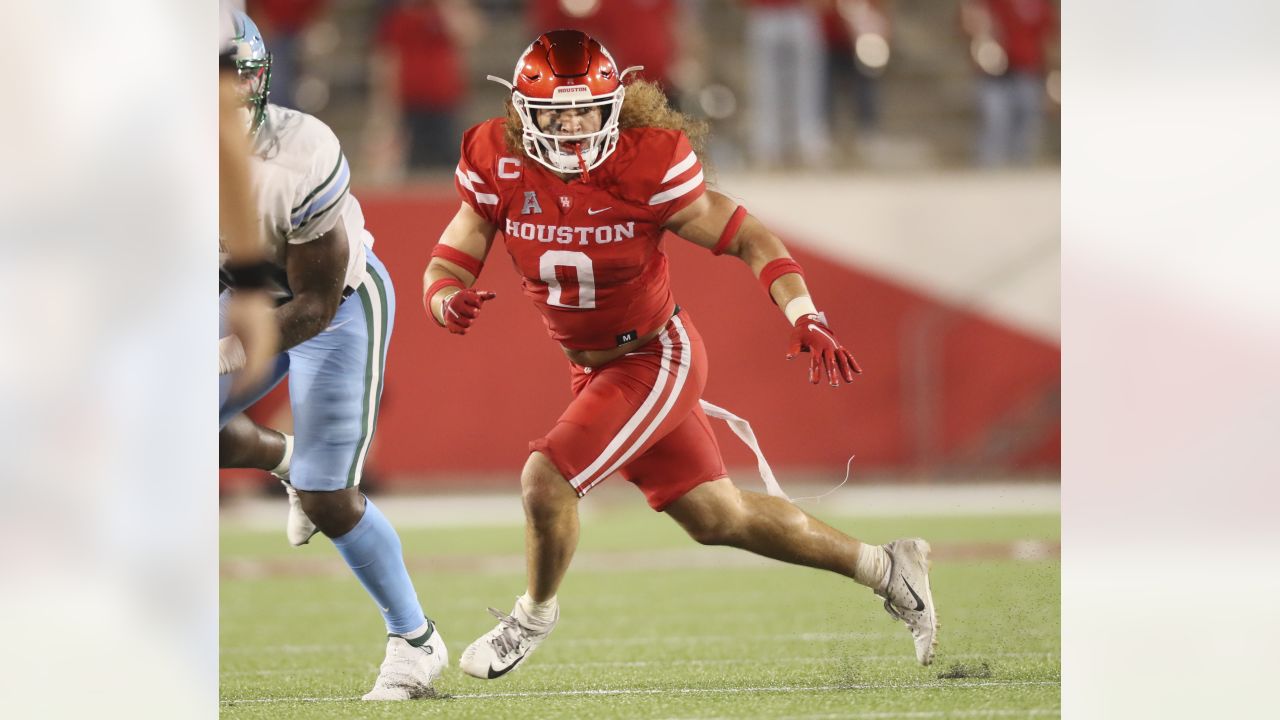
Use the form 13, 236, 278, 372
221, 483, 1060, 719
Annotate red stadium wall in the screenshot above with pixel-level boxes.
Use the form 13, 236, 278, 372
222, 186, 1059, 490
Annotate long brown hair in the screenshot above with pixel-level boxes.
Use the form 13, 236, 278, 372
502, 79, 709, 164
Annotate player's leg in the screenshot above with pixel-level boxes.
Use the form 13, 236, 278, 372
521, 450, 581, 603
220, 415, 312, 545
651, 409, 937, 664
669, 477, 876, 576
461, 313, 705, 680
746, 8, 785, 167
975, 75, 1013, 167
219, 413, 287, 470
621, 382, 938, 665
218, 314, 314, 545
791, 7, 832, 168
456, 450, 575, 680
648, 408, 871, 576
1010, 70, 1045, 164
287, 251, 445, 699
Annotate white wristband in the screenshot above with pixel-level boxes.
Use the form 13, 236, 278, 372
218, 334, 246, 375
783, 296, 819, 326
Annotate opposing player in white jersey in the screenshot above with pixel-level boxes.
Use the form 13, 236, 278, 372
217, 11, 446, 701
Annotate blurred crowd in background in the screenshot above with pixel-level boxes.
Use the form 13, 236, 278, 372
245, 0, 1058, 182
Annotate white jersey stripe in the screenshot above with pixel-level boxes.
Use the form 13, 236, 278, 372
580, 315, 693, 495
568, 322, 681, 491
467, 169, 486, 185
661, 152, 697, 183
454, 166, 475, 190
455, 167, 499, 205
648, 170, 704, 205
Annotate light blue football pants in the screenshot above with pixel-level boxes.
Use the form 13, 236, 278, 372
219, 248, 394, 492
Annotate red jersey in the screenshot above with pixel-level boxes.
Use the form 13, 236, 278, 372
454, 119, 706, 350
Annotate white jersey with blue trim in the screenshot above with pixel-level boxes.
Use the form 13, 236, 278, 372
249, 103, 370, 291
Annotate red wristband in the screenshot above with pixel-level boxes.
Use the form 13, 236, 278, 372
430, 244, 484, 278
711, 205, 748, 256
759, 257, 805, 296
424, 277, 464, 326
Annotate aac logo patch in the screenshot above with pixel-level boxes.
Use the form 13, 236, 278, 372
522, 191, 543, 215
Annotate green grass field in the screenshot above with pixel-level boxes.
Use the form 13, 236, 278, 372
221, 495, 1059, 719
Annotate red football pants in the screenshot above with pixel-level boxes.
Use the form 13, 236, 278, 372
529, 311, 728, 510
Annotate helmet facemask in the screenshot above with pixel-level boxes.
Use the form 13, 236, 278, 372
227, 11, 272, 135
235, 56, 272, 134
513, 86, 625, 175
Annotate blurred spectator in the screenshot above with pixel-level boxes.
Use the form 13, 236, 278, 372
372, 0, 484, 172
527, 0, 680, 101
246, 0, 327, 109
822, 0, 890, 138
961, 0, 1058, 167
743, 0, 831, 169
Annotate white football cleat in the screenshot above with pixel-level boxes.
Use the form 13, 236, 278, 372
279, 481, 318, 547
877, 538, 939, 666
459, 602, 557, 679
362, 623, 448, 701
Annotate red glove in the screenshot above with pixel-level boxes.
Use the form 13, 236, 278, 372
440, 287, 497, 335
786, 312, 863, 386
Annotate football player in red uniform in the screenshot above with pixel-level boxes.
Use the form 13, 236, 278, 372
423, 30, 938, 679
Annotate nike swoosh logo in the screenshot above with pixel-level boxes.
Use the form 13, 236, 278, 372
807, 323, 837, 345
902, 577, 926, 612
587, 207, 611, 215
487, 656, 524, 679
324, 318, 353, 333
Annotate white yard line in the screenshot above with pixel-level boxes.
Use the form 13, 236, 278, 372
222, 652, 1058, 677
221, 482, 1059, 531
221, 539, 1060, 581
222, 631, 1060, 656
221, 679, 1061, 705
660, 709, 1059, 720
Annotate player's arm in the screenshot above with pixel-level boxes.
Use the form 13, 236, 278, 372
275, 223, 349, 350
218, 59, 279, 390
664, 190, 812, 311
423, 201, 498, 334
665, 189, 862, 386
219, 70, 260, 264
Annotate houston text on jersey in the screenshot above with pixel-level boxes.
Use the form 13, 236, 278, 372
504, 219, 637, 246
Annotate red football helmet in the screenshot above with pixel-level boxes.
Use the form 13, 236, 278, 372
489, 30, 642, 174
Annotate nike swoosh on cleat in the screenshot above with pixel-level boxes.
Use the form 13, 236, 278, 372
487, 656, 524, 679
901, 577, 926, 612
